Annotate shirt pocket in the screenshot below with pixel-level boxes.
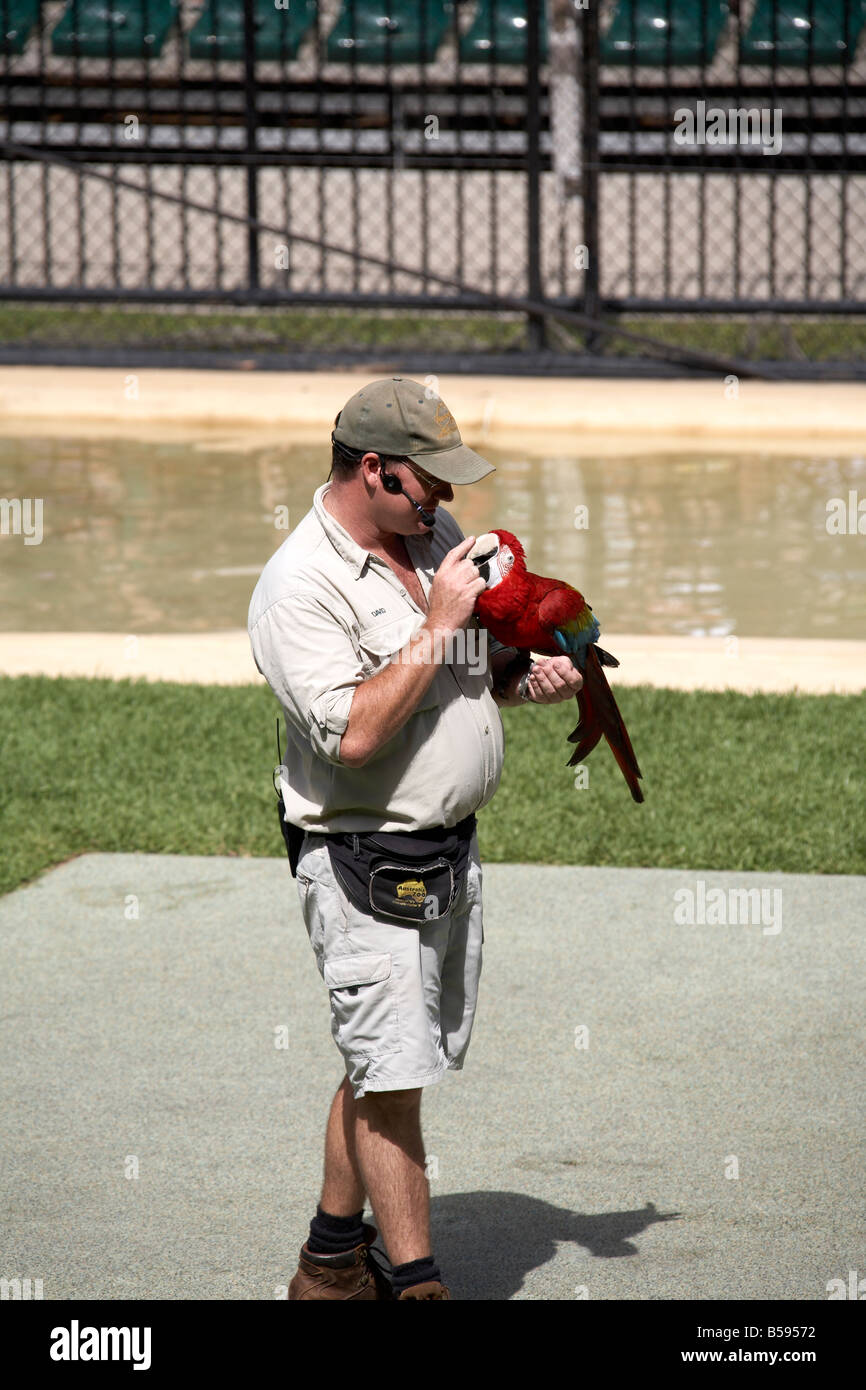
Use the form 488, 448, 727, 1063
358, 614, 444, 715
356, 614, 423, 675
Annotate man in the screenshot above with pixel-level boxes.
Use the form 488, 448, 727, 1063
248, 377, 582, 1301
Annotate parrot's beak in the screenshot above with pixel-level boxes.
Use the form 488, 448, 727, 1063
469, 532, 514, 590
469, 533, 500, 586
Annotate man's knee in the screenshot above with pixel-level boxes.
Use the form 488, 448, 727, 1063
357, 1086, 423, 1116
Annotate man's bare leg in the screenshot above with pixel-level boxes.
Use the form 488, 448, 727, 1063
319, 1078, 431, 1266
353, 1088, 430, 1266
319, 1076, 366, 1216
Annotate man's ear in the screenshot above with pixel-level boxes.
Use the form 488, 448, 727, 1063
359, 452, 382, 482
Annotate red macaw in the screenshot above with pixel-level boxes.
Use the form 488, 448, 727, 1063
469, 530, 644, 803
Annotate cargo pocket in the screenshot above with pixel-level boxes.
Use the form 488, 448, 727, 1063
323, 952, 401, 1060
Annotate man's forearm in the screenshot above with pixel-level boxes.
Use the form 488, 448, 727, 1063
339, 621, 452, 767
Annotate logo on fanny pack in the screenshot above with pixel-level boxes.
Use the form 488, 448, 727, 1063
395, 878, 427, 906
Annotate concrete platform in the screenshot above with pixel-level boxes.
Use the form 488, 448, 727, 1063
0, 852, 862, 1300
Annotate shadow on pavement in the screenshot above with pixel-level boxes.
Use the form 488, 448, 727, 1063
430, 1193, 683, 1300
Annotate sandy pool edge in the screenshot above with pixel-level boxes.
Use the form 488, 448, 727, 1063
1, 631, 863, 695
1, 369, 865, 455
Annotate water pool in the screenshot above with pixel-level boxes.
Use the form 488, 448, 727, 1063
1, 435, 864, 641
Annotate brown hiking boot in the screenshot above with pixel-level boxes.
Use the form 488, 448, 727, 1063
287, 1222, 394, 1301
396, 1280, 451, 1300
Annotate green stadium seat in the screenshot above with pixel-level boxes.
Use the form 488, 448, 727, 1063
51, 0, 178, 56
326, 1, 453, 63
601, 0, 730, 65
188, 0, 316, 61
458, 0, 549, 63
1, 0, 41, 55
740, 1, 866, 65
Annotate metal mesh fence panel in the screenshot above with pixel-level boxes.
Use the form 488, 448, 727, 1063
0, 1, 863, 373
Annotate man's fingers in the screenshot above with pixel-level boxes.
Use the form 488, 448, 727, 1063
531, 669, 566, 699
529, 660, 583, 702
448, 535, 476, 563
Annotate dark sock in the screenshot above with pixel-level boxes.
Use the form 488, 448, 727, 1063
306, 1205, 366, 1256
392, 1255, 442, 1295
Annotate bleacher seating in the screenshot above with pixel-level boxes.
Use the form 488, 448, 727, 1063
740, 0, 866, 66
1, 0, 42, 54
601, 1, 731, 66
50, 0, 178, 56
459, 0, 548, 63
0, 1, 861, 68
188, 0, 316, 61
325, 1, 453, 63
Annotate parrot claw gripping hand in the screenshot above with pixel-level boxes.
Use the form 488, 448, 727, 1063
469, 530, 644, 803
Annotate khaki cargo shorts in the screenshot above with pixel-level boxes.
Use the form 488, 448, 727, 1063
295, 830, 484, 1099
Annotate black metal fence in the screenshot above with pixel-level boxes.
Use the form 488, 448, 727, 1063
0, 1, 864, 376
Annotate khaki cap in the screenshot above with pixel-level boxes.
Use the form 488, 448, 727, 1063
333, 377, 495, 484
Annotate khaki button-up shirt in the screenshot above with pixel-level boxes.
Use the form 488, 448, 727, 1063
248, 482, 508, 833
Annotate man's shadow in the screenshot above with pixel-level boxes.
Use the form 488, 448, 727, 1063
425, 1194, 683, 1300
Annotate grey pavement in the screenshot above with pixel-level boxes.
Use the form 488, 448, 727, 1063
1, 852, 863, 1302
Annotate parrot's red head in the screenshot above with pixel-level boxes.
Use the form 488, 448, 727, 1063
467, 529, 527, 589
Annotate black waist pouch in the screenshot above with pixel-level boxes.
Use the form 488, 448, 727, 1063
273, 717, 306, 878
326, 813, 477, 924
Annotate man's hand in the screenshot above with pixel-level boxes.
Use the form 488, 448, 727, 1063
426, 535, 487, 639
524, 655, 583, 703
340, 536, 486, 768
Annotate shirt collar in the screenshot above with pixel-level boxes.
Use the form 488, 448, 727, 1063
313, 483, 369, 578
313, 482, 434, 578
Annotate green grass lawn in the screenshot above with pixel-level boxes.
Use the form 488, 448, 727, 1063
1, 675, 863, 899
0, 301, 863, 363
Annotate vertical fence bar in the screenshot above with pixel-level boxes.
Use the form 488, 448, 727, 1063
526, 0, 545, 352
208, 0, 224, 294
349, 0, 360, 293
839, 0, 849, 299
581, 0, 600, 354
3, 0, 18, 286
419, 5, 431, 294
243, 0, 260, 290
144, 0, 155, 291
38, 5, 51, 289
662, 0, 672, 299
455, 0, 465, 294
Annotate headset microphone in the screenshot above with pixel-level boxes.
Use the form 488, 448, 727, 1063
381, 468, 437, 527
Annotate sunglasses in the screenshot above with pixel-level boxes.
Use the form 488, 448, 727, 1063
398, 458, 445, 493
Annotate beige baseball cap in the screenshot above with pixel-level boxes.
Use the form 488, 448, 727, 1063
333, 377, 495, 484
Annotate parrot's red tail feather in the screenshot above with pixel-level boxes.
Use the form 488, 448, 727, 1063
565, 646, 644, 803
566, 730, 602, 766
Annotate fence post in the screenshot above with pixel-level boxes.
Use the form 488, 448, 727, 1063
581, 0, 601, 355
243, 0, 260, 290
526, 0, 546, 353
